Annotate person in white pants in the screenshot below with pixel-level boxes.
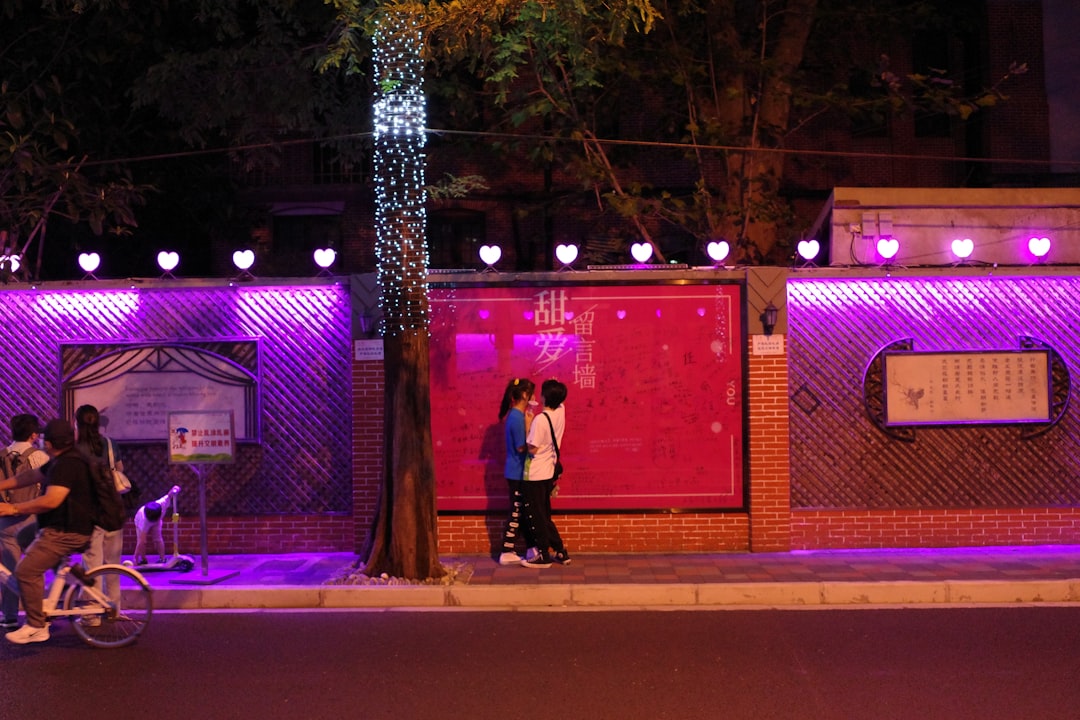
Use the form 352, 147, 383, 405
134, 486, 181, 565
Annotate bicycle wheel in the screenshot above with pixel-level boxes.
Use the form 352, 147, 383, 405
64, 565, 153, 649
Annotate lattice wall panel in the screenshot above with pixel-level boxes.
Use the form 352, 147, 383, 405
0, 283, 351, 515
788, 276, 1080, 509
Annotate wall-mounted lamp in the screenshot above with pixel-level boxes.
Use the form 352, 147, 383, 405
478, 244, 502, 272
1028, 236, 1051, 260
313, 248, 337, 274
950, 238, 974, 262
706, 240, 730, 266
795, 239, 820, 267
358, 312, 381, 338
78, 252, 100, 280
157, 250, 180, 278
1, 253, 21, 282
232, 249, 256, 280
876, 236, 900, 264
555, 243, 579, 270
630, 242, 654, 264
762, 301, 779, 336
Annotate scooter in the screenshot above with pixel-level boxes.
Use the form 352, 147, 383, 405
125, 487, 196, 573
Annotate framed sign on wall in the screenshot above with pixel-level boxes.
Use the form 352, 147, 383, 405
429, 282, 746, 512
883, 350, 1052, 426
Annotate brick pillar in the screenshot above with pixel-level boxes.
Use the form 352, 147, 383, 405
746, 267, 791, 552
747, 348, 791, 551
351, 357, 385, 553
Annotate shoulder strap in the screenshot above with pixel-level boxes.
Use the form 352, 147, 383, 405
543, 412, 560, 459
105, 437, 116, 468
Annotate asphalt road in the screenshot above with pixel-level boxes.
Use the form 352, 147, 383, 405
2, 607, 1079, 720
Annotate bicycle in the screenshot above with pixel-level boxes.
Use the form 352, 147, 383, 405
0, 556, 153, 648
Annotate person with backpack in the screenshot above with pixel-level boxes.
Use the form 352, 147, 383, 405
520, 379, 572, 568
75, 405, 125, 603
0, 414, 50, 632
0, 418, 96, 644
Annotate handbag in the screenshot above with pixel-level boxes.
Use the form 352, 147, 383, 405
543, 413, 563, 481
106, 438, 133, 495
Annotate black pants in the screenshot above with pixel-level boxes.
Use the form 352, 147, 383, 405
520, 479, 565, 558
499, 479, 530, 555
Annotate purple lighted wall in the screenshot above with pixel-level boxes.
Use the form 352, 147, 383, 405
0, 281, 352, 515
787, 274, 1080, 508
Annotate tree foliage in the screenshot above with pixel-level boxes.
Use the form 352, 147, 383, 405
0, 0, 148, 280
1, 0, 376, 279
361, 0, 1026, 264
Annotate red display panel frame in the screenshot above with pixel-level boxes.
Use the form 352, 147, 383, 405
429, 282, 746, 512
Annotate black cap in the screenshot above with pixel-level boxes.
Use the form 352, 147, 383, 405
43, 418, 76, 448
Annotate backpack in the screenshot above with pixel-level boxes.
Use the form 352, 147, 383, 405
1, 446, 42, 504
80, 450, 127, 532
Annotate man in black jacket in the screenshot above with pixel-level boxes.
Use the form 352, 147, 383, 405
0, 418, 96, 644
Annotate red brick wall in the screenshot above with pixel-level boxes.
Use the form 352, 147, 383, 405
437, 513, 750, 554
748, 345, 792, 551
792, 508, 1080, 549
352, 358, 385, 551
119, 515, 353, 555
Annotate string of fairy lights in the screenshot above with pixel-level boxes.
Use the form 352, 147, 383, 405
373, 12, 428, 337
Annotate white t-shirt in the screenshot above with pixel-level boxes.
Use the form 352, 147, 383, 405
525, 405, 565, 481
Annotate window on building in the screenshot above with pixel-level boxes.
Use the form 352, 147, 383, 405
912, 31, 953, 138
428, 208, 486, 269
849, 67, 890, 138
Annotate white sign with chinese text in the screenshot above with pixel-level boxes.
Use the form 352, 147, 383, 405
168, 411, 236, 464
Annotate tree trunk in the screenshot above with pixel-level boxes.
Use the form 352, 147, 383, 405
363, 331, 444, 580
712, 0, 818, 262
362, 9, 445, 581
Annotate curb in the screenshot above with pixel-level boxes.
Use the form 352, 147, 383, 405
143, 578, 1080, 611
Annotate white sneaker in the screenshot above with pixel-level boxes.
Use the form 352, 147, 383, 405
497, 552, 522, 565
6, 623, 50, 644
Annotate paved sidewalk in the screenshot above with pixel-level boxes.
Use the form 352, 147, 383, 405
144, 545, 1080, 610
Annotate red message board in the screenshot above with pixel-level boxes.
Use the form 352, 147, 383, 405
429, 282, 745, 511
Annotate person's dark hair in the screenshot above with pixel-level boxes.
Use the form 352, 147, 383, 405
144, 501, 163, 522
43, 418, 76, 450
498, 377, 535, 420
542, 379, 568, 410
10, 413, 41, 442
75, 404, 106, 457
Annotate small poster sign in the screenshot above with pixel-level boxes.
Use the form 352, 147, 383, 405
168, 411, 236, 464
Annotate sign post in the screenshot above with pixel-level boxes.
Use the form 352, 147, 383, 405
166, 410, 238, 584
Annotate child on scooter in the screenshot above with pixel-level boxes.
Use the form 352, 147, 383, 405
133, 486, 180, 565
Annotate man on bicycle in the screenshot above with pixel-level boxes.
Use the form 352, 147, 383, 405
1, 413, 50, 632
0, 418, 96, 644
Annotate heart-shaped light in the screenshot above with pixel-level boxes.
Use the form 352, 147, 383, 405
78, 252, 101, 273
478, 245, 502, 266
3, 254, 21, 272
313, 248, 337, 268
1028, 236, 1051, 257
877, 238, 900, 260
706, 240, 730, 263
232, 249, 255, 270
616, 309, 627, 320
157, 251, 179, 272
555, 243, 578, 266
797, 239, 820, 261
951, 237, 974, 259
630, 242, 652, 263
